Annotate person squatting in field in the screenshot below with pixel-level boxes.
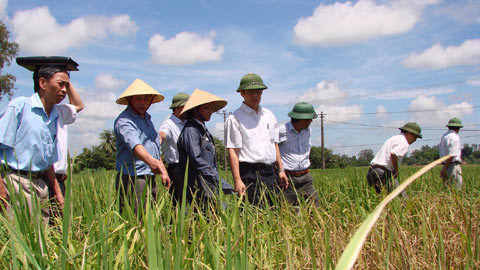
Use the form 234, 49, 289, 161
159, 92, 190, 205
114, 79, 171, 214
439, 117, 464, 190
225, 73, 288, 207
177, 89, 234, 206
278, 102, 320, 207
366, 122, 422, 194
0, 56, 80, 222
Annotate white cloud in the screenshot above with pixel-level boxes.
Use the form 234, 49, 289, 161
94, 73, 127, 92
402, 39, 480, 70
296, 80, 347, 105
148, 31, 224, 65
316, 104, 363, 123
210, 122, 225, 140
10, 6, 138, 54
376, 104, 388, 119
467, 78, 480, 86
370, 88, 454, 100
0, 0, 7, 21
80, 91, 123, 120
409, 95, 474, 125
293, 0, 440, 46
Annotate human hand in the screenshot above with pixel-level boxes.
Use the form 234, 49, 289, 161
161, 173, 171, 188
55, 192, 64, 210
278, 171, 289, 188
440, 169, 446, 178
234, 180, 246, 197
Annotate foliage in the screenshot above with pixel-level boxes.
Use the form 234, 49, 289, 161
0, 20, 19, 101
404, 144, 439, 165
1, 165, 479, 269
73, 129, 116, 172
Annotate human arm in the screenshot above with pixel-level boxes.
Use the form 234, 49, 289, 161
66, 82, 84, 113
133, 144, 171, 187
390, 153, 399, 178
46, 165, 64, 209
228, 148, 246, 195
0, 174, 8, 210
440, 156, 453, 178
158, 131, 166, 144
275, 143, 288, 188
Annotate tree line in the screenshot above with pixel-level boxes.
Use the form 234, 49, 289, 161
71, 129, 480, 172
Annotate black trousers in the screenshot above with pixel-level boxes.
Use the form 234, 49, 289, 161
167, 163, 185, 205
366, 166, 393, 193
239, 162, 280, 207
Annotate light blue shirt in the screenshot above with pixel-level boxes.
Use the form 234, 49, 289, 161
114, 106, 161, 176
0, 93, 59, 172
278, 121, 312, 171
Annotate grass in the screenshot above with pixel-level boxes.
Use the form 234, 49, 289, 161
0, 165, 479, 269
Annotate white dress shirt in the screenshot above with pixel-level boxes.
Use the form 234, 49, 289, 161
370, 134, 409, 171
159, 114, 184, 164
54, 103, 77, 174
439, 130, 462, 162
278, 121, 311, 171
225, 103, 279, 164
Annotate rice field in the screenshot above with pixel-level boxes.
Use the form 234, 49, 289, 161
0, 164, 479, 269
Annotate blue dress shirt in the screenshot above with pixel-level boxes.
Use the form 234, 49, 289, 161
0, 93, 59, 172
114, 106, 161, 176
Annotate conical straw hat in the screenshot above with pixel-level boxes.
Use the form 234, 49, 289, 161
180, 89, 227, 116
116, 79, 165, 105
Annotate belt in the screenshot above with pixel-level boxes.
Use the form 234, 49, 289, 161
8, 166, 44, 179
285, 169, 310, 177
370, 164, 388, 171
442, 161, 462, 165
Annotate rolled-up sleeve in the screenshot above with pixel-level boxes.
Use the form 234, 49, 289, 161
0, 105, 19, 148
225, 115, 242, 149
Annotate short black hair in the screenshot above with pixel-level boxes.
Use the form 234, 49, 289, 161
448, 127, 460, 131
33, 66, 70, 92
291, 118, 301, 123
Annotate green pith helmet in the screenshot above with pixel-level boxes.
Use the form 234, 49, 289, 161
236, 73, 268, 92
288, 102, 318, 120
169, 92, 190, 109
399, 122, 422, 139
446, 117, 463, 128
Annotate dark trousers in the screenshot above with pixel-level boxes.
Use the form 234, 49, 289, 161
239, 162, 280, 207
116, 173, 157, 214
283, 173, 319, 207
167, 163, 184, 205
366, 166, 393, 193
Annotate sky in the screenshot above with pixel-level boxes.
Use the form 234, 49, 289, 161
1, 0, 479, 157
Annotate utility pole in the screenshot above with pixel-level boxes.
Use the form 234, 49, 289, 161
321, 111, 325, 169
216, 109, 232, 173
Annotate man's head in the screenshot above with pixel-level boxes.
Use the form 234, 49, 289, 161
399, 122, 422, 145
116, 79, 165, 117
237, 73, 267, 110
288, 102, 318, 131
446, 117, 463, 133
170, 92, 190, 117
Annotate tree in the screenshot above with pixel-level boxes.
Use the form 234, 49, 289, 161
0, 20, 19, 101
357, 149, 374, 166
100, 129, 116, 156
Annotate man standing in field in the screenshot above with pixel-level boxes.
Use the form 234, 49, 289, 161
367, 122, 422, 193
114, 79, 171, 214
439, 117, 463, 190
225, 73, 288, 206
158, 92, 189, 203
278, 102, 320, 207
0, 56, 78, 221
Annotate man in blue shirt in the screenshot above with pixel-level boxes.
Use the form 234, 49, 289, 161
0, 56, 77, 220
114, 79, 171, 214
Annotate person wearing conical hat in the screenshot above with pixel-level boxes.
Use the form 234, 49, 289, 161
439, 117, 463, 189
367, 122, 422, 194
114, 79, 171, 214
224, 73, 288, 207
278, 102, 319, 207
176, 89, 234, 205
158, 92, 189, 204
0, 56, 80, 221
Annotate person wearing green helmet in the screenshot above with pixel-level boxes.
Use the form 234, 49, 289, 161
278, 102, 319, 207
159, 92, 190, 203
439, 117, 463, 189
225, 73, 289, 206
367, 122, 422, 193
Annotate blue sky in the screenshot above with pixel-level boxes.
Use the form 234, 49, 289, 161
1, 0, 479, 157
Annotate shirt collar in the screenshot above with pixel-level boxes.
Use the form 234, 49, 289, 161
170, 114, 183, 124
240, 102, 263, 116
286, 121, 298, 133
30, 92, 44, 109
126, 105, 151, 120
